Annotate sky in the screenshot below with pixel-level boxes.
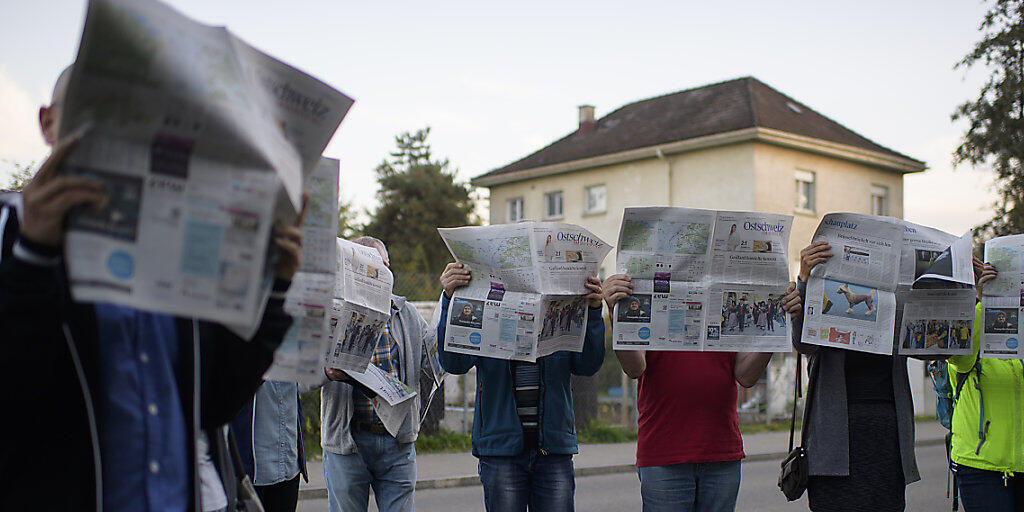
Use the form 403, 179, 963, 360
0, 0, 1000, 236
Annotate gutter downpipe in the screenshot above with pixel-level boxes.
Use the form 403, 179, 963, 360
655, 148, 672, 206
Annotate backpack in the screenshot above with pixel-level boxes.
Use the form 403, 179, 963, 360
927, 359, 981, 512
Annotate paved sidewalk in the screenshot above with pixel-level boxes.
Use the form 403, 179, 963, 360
298, 421, 947, 500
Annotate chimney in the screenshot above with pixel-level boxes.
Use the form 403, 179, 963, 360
578, 104, 595, 135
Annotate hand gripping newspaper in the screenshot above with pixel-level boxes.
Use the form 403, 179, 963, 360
801, 213, 974, 355
262, 158, 339, 385
56, 0, 353, 327
979, 234, 1024, 358
438, 223, 612, 362
896, 222, 976, 357
325, 239, 395, 371
612, 207, 793, 352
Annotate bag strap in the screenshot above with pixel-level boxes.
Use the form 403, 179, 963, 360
788, 353, 802, 453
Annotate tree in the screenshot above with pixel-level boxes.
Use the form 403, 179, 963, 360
953, 0, 1024, 240
3, 160, 37, 192
337, 198, 361, 239
364, 127, 477, 297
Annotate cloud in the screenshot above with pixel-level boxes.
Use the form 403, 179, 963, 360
0, 66, 47, 181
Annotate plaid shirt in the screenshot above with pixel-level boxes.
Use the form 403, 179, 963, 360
353, 322, 402, 424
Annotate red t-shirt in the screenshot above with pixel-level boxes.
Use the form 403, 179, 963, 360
635, 351, 744, 467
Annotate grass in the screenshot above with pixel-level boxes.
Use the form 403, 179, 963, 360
738, 420, 801, 435
577, 420, 638, 444
416, 429, 473, 454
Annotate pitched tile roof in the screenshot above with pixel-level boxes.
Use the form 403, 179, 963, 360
475, 77, 923, 183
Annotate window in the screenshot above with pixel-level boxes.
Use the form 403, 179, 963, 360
871, 184, 888, 216
545, 191, 563, 219
584, 184, 606, 215
507, 197, 524, 223
795, 170, 815, 213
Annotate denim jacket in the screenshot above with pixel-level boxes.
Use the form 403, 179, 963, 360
437, 294, 606, 457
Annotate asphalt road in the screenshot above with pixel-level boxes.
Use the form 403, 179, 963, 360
298, 443, 951, 511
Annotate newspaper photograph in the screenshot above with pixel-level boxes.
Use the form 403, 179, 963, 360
800, 214, 901, 355
342, 364, 417, 436
439, 223, 611, 361
897, 289, 976, 356
980, 234, 1024, 358
263, 159, 339, 384
612, 207, 793, 352
57, 0, 353, 326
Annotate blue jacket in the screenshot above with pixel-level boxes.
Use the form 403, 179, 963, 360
437, 294, 605, 457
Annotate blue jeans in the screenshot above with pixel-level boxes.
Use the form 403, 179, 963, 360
637, 460, 741, 512
478, 451, 575, 512
323, 429, 416, 512
955, 463, 1023, 511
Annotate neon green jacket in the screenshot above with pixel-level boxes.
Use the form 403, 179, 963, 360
948, 304, 1024, 476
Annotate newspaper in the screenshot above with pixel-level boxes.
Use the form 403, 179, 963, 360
895, 223, 976, 356
57, 0, 353, 326
612, 207, 793, 352
262, 158, 339, 384
802, 214, 975, 355
438, 223, 612, 361
324, 239, 395, 370
342, 364, 417, 436
980, 234, 1024, 359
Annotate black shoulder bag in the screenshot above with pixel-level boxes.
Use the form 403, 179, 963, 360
778, 353, 809, 501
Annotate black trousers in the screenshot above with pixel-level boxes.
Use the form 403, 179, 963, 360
255, 475, 301, 512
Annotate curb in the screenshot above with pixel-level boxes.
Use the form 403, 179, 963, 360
298, 437, 947, 500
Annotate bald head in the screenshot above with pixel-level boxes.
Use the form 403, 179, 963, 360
353, 236, 389, 267
39, 66, 72, 146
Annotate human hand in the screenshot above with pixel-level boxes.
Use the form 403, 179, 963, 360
602, 274, 633, 310
584, 275, 603, 308
20, 137, 106, 247
799, 242, 833, 281
781, 281, 803, 318
272, 193, 308, 282
324, 367, 352, 383
974, 256, 997, 286
440, 262, 471, 298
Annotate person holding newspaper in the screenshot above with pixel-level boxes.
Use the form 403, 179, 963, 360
436, 262, 606, 512
0, 67, 303, 512
603, 273, 773, 511
781, 241, 919, 512
320, 236, 436, 512
947, 259, 1024, 511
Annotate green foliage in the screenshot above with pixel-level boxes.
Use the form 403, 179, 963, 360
364, 128, 477, 299
415, 428, 472, 454
3, 160, 36, 192
576, 420, 638, 444
300, 390, 323, 460
337, 198, 361, 239
953, 0, 1024, 240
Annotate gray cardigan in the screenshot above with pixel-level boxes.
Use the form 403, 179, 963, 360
320, 295, 435, 454
791, 280, 920, 484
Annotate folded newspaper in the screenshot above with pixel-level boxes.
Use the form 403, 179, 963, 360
612, 207, 794, 352
342, 365, 417, 437
262, 158, 339, 384
801, 214, 974, 356
325, 239, 395, 371
57, 0, 353, 327
438, 223, 612, 362
980, 234, 1024, 359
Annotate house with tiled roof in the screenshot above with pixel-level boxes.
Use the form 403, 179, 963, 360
473, 76, 926, 277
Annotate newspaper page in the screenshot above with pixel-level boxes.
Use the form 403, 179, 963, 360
342, 364, 417, 436
438, 223, 611, 362
324, 239, 395, 370
57, 0, 354, 326
980, 234, 1024, 359
612, 207, 793, 352
800, 214, 901, 355
895, 224, 977, 356
263, 158, 339, 384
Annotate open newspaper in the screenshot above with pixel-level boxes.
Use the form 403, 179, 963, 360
438, 223, 612, 362
612, 207, 793, 352
980, 234, 1024, 358
263, 158, 339, 384
896, 223, 975, 356
342, 365, 417, 437
57, 0, 353, 327
325, 239, 395, 371
801, 214, 974, 355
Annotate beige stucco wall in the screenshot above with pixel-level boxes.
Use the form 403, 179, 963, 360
484, 141, 906, 277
